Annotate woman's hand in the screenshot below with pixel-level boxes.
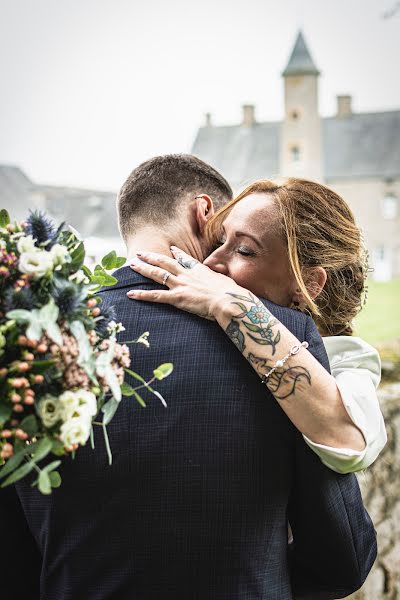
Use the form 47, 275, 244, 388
127, 246, 246, 320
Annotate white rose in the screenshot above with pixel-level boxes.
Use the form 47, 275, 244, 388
59, 390, 80, 421
75, 389, 98, 417
60, 416, 91, 448
49, 243, 70, 267
39, 395, 62, 427
19, 250, 53, 279
17, 234, 37, 254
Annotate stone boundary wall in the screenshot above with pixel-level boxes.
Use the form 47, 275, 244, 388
346, 383, 400, 599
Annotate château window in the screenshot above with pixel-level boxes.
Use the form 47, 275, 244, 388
290, 145, 301, 163
382, 194, 398, 220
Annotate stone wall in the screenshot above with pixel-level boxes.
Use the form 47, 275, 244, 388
346, 383, 400, 599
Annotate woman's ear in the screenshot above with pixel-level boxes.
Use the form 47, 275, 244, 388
306, 267, 327, 299
195, 195, 215, 233
291, 267, 327, 304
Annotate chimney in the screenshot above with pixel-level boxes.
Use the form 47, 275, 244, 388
337, 95, 352, 118
204, 112, 212, 127
242, 104, 256, 127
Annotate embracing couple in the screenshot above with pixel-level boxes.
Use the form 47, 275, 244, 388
6, 155, 386, 599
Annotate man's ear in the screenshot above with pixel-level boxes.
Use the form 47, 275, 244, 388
195, 195, 215, 234
291, 267, 327, 304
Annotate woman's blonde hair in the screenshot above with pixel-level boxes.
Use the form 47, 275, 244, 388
206, 178, 368, 336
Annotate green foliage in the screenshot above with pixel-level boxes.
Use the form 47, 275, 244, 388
69, 241, 85, 271
153, 363, 174, 380
355, 279, 400, 344
101, 250, 126, 270
0, 208, 10, 228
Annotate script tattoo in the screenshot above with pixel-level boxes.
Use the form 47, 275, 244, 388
225, 319, 246, 352
248, 352, 312, 399
227, 292, 281, 355
177, 255, 199, 269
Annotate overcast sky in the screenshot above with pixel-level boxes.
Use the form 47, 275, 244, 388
0, 0, 399, 191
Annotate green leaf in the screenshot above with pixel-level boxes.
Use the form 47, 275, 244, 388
70, 241, 85, 271
0, 208, 10, 228
38, 470, 52, 494
274, 330, 281, 344
102, 424, 113, 466
0, 405, 12, 428
20, 415, 39, 437
6, 309, 32, 321
49, 471, 62, 488
41, 460, 61, 474
101, 397, 120, 425
120, 381, 135, 396
124, 368, 148, 386
243, 322, 263, 333
153, 363, 174, 381
132, 389, 146, 408
101, 250, 126, 270
82, 265, 92, 279
0, 448, 28, 479
51, 439, 65, 456
31, 437, 53, 464
46, 322, 63, 346
1, 460, 35, 488
90, 273, 118, 287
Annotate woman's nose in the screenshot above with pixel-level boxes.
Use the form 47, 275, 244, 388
204, 249, 229, 275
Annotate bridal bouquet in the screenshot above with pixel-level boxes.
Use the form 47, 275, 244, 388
0, 209, 172, 494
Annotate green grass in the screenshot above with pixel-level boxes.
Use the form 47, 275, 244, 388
354, 279, 400, 345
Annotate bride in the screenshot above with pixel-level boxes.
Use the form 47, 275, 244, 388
127, 177, 387, 473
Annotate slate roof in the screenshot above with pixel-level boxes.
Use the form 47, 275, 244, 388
191, 110, 400, 188
282, 30, 320, 77
0, 164, 119, 238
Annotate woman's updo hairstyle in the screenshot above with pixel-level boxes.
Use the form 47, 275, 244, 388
207, 178, 368, 336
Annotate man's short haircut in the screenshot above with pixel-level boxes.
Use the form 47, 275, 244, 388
117, 154, 233, 241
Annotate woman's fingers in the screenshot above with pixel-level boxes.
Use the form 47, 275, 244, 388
134, 251, 183, 275
130, 260, 176, 287
127, 289, 173, 303
170, 246, 200, 269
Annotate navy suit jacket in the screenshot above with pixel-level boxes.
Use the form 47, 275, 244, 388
2, 267, 376, 599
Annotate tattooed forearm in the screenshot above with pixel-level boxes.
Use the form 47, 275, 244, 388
227, 292, 281, 355
225, 319, 246, 352
266, 365, 312, 399
247, 352, 312, 399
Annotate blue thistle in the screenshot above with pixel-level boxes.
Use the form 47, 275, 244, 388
52, 279, 86, 316
3, 287, 37, 312
25, 211, 61, 248
95, 304, 117, 337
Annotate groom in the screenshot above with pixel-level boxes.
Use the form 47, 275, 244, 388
6, 154, 375, 599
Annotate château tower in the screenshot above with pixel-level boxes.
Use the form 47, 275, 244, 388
280, 31, 323, 182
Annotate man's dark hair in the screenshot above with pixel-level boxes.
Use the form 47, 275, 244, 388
117, 154, 233, 241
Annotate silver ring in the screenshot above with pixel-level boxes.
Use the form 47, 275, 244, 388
162, 272, 170, 286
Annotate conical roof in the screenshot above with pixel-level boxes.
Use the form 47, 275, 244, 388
282, 31, 320, 77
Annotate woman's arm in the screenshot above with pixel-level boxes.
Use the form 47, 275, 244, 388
304, 336, 387, 473
127, 249, 366, 455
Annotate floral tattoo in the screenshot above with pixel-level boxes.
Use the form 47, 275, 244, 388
227, 292, 281, 355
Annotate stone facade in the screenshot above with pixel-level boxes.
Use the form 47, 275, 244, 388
346, 382, 400, 599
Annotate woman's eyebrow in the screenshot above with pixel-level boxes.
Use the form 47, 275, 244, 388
235, 230, 263, 248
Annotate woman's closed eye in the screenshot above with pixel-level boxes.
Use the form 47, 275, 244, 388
214, 238, 257, 257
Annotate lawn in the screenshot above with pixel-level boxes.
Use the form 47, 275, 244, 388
354, 279, 400, 345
